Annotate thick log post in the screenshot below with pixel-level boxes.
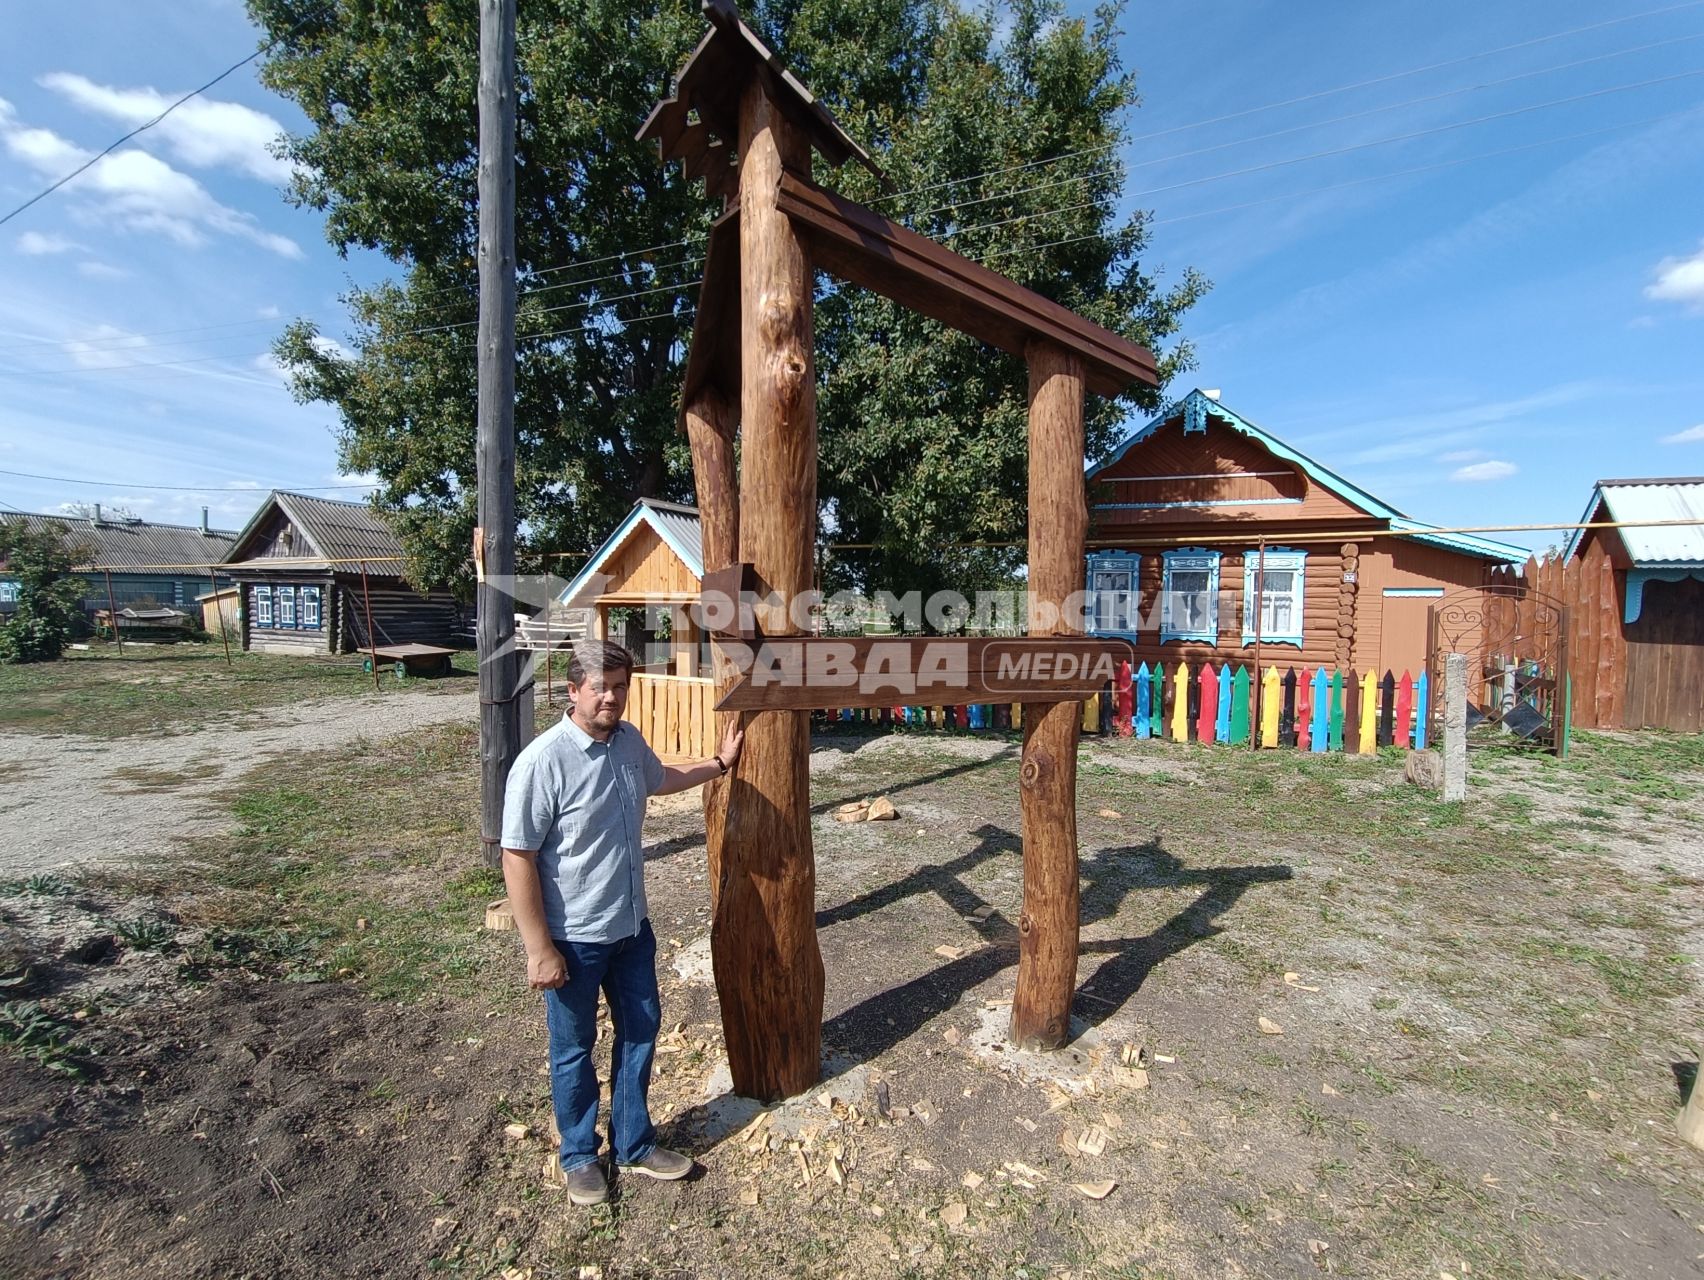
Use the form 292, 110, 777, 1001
713, 80, 824, 1100
1010, 340, 1086, 1050
685, 386, 738, 911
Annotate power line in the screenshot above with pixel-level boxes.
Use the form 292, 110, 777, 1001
0, 468, 374, 493
16, 17, 1698, 353
871, 1, 1704, 204
1147, 105, 1701, 228
1123, 32, 1704, 177
0, 24, 304, 228
1122, 68, 1704, 203
1124, 0, 1704, 145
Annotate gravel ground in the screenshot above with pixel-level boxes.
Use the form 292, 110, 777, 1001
0, 690, 476, 878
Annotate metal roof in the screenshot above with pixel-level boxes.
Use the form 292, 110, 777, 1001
558, 498, 704, 603
1090, 389, 1528, 564
0, 512, 235, 571
225, 491, 405, 569
1564, 478, 1704, 566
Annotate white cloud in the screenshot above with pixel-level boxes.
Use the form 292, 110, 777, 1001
1645, 241, 1704, 309
1661, 423, 1704, 445
76, 260, 129, 280
16, 230, 80, 255
0, 101, 300, 259
1450, 459, 1517, 483
62, 323, 148, 369
39, 73, 295, 184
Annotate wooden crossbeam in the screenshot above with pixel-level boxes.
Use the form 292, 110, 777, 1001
772, 174, 1158, 398
713, 636, 1134, 711
678, 204, 741, 421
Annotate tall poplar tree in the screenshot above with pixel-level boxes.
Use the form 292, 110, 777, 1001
251, 0, 1205, 596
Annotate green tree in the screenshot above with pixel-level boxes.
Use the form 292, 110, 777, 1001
251, 0, 1204, 598
0, 520, 90, 664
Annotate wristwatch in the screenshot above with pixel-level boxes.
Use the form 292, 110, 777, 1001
714, 754, 729, 774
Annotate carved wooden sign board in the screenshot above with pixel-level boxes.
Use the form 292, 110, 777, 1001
715, 636, 1134, 711
640, 0, 1161, 1099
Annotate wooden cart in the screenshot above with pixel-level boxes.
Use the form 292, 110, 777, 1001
360, 643, 457, 680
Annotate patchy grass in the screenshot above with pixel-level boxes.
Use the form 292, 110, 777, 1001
0, 642, 474, 738
11, 718, 1702, 1279
97, 722, 503, 1001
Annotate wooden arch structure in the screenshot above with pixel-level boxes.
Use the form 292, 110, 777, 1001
643, 0, 1160, 1100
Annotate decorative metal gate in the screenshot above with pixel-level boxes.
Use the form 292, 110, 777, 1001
1426, 584, 1571, 757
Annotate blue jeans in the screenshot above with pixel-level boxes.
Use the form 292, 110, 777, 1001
543, 919, 661, 1173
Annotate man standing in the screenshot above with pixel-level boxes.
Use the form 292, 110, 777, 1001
501, 638, 742, 1206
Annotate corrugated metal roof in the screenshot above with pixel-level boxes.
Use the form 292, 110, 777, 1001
642, 499, 704, 576
0, 512, 235, 570
224, 491, 404, 569
278, 491, 405, 563
1572, 478, 1704, 566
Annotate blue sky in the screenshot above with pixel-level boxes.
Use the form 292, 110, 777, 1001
2, 1, 1701, 553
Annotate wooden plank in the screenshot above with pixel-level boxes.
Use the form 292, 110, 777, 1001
713, 636, 1132, 711
1260, 667, 1280, 748
773, 174, 1158, 398
1229, 666, 1250, 745
680, 206, 742, 421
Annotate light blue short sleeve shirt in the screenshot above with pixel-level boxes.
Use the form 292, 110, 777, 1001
501, 714, 667, 943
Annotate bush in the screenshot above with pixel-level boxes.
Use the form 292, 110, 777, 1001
0, 520, 88, 664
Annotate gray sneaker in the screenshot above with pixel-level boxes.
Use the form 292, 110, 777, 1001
618, 1145, 694, 1181
561, 1160, 609, 1205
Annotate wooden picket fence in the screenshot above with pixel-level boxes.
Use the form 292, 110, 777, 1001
826, 659, 1433, 754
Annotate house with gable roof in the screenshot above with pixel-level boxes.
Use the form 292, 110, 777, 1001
222, 491, 462, 656
1084, 389, 1528, 680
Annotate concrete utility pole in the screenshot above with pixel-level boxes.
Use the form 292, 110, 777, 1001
475, 0, 520, 868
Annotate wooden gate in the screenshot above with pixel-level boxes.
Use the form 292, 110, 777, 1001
1427, 585, 1571, 756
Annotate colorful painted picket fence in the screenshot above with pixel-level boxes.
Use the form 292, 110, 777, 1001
828, 660, 1431, 754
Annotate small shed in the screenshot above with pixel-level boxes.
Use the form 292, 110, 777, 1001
195, 585, 241, 638
1564, 478, 1704, 732
222, 491, 462, 657
556, 498, 715, 759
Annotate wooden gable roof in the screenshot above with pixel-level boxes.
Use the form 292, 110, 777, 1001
1090, 390, 1527, 562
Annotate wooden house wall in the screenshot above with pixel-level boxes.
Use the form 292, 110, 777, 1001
1622, 575, 1704, 732
242, 509, 312, 560
1083, 543, 1347, 672
1352, 539, 1496, 678
1090, 419, 1364, 530
333, 577, 461, 652
595, 527, 699, 600
237, 575, 337, 656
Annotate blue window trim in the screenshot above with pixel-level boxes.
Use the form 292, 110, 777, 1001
277, 585, 297, 628
300, 585, 322, 630
1241, 547, 1306, 647
1160, 548, 1219, 644
1625, 567, 1704, 624
1085, 552, 1141, 637
253, 584, 273, 628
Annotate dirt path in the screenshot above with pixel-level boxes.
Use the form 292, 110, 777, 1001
0, 690, 476, 878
